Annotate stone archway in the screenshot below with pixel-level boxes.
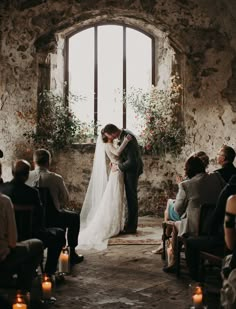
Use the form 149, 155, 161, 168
35, 13, 184, 96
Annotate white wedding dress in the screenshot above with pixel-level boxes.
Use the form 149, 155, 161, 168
76, 137, 127, 251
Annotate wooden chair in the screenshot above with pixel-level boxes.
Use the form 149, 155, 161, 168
199, 245, 229, 283
162, 221, 176, 260
14, 204, 33, 241
176, 203, 216, 277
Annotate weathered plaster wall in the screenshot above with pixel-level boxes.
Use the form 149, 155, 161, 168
1, 0, 236, 215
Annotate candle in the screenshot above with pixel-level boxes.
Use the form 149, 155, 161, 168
195, 286, 202, 294
192, 292, 203, 306
59, 248, 69, 273
12, 296, 27, 309
12, 304, 27, 309
42, 278, 52, 299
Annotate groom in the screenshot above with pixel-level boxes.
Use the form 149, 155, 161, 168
103, 124, 143, 234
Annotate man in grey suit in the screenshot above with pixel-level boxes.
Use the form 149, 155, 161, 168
103, 124, 143, 234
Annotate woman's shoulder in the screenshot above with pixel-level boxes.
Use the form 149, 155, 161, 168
226, 195, 236, 214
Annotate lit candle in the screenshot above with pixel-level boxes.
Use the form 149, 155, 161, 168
12, 296, 27, 309
192, 292, 203, 307
12, 304, 27, 309
195, 286, 202, 294
59, 248, 69, 273
42, 276, 52, 299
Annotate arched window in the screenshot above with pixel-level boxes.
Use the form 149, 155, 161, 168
65, 24, 154, 135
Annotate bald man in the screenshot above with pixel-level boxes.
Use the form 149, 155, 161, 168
0, 160, 66, 276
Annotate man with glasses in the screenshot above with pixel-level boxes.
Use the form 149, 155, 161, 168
215, 145, 236, 182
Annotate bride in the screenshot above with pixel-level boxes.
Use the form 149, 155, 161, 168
76, 128, 132, 250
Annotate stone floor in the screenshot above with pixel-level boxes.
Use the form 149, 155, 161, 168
51, 216, 221, 309
1, 217, 222, 308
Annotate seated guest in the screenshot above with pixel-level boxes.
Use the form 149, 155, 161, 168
214, 145, 236, 182
0, 160, 66, 276
164, 151, 210, 223
163, 155, 225, 273
0, 192, 43, 291
26, 149, 83, 264
224, 195, 236, 251
184, 175, 236, 281
151, 151, 210, 255
221, 195, 236, 309
211, 174, 236, 236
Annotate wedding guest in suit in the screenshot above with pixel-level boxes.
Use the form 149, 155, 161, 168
214, 145, 236, 182
184, 174, 236, 281
102, 124, 143, 234
0, 159, 66, 276
163, 155, 225, 273
211, 174, 236, 236
0, 185, 43, 291
26, 149, 83, 264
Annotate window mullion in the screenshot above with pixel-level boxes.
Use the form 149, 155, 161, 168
94, 26, 98, 134
152, 37, 155, 85
123, 26, 127, 128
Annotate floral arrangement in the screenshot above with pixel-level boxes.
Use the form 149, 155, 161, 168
18, 90, 97, 151
126, 76, 185, 155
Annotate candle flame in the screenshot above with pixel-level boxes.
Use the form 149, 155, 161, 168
17, 296, 23, 303
195, 286, 202, 294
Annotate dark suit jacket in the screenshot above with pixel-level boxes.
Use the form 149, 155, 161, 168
0, 180, 44, 233
118, 129, 143, 175
210, 175, 236, 236
214, 163, 236, 183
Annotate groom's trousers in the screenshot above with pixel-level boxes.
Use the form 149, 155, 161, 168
124, 172, 139, 231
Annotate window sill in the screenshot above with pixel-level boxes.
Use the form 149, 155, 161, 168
71, 142, 96, 153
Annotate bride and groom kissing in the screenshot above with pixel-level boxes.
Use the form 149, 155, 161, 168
77, 123, 143, 251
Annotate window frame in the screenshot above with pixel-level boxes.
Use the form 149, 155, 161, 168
64, 22, 155, 132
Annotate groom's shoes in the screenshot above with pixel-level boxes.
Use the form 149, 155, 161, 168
120, 228, 137, 235
70, 252, 84, 265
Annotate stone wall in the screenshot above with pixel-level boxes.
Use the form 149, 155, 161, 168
0, 0, 236, 216
53, 144, 180, 216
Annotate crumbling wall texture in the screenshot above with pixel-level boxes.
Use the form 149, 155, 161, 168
1, 0, 236, 215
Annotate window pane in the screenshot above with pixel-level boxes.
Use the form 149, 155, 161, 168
97, 25, 123, 128
126, 28, 152, 135
68, 28, 94, 123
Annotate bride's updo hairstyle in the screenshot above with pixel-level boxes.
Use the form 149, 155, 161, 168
101, 124, 119, 143
101, 128, 108, 143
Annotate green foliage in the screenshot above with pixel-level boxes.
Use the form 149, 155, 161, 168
23, 90, 96, 150
126, 76, 185, 155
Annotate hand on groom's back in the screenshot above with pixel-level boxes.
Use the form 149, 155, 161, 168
111, 164, 118, 172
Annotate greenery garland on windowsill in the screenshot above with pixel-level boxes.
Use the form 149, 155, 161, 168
126, 75, 186, 156
17, 90, 98, 152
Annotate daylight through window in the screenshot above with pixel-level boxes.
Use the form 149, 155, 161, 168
67, 24, 154, 135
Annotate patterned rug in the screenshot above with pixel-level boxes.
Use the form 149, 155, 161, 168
108, 217, 162, 245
